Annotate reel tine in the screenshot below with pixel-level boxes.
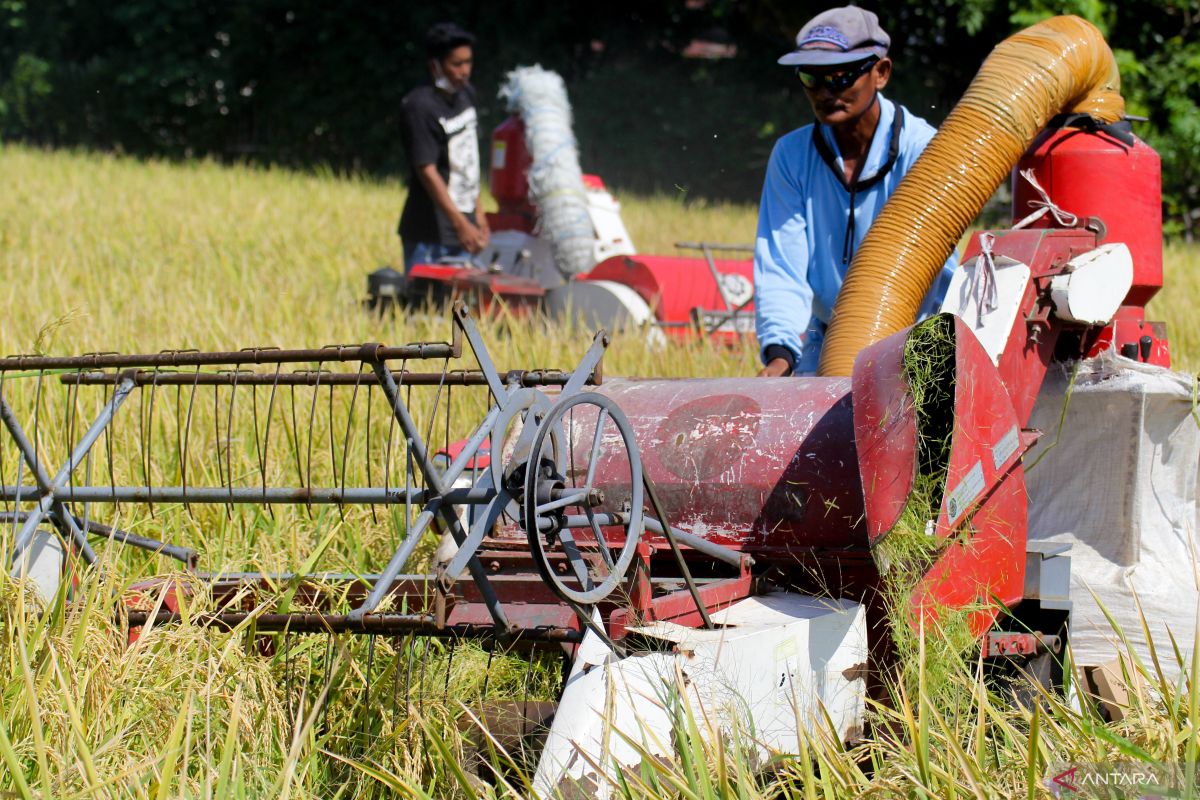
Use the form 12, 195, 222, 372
364, 373, 377, 525
418, 635, 430, 715
320, 632, 335, 734
304, 367, 322, 517
261, 365, 282, 519
286, 385, 303, 492
445, 382, 452, 469
442, 636, 456, 705
64, 369, 79, 506
174, 383, 183, 499
144, 368, 162, 519
104, 377, 118, 515
405, 437, 413, 547
32, 369, 43, 488
390, 635, 401, 727
0, 374, 15, 535
362, 633, 377, 744
421, 359, 449, 471
227, 370, 244, 532
211, 383, 231, 520
181, 366, 202, 520
339, 366, 366, 523
403, 633, 417, 714
138, 369, 148, 513
328, 380, 344, 523
284, 629, 294, 722
81, 448, 94, 547
382, 359, 405, 497
406, 382, 422, 500
250, 378, 262, 483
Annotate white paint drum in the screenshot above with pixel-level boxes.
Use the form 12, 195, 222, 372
9, 530, 64, 605
1049, 243, 1134, 325
544, 280, 665, 345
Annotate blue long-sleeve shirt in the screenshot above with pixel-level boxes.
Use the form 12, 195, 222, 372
754, 94, 958, 373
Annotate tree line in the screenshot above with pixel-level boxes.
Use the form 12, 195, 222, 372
1, 0, 1196, 235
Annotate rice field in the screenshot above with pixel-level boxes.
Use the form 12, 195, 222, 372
0, 144, 1197, 798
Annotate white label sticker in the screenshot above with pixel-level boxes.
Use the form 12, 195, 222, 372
993, 424, 1020, 470
492, 140, 507, 170
945, 461, 985, 523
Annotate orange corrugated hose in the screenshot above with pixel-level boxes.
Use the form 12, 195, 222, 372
816, 15, 1124, 376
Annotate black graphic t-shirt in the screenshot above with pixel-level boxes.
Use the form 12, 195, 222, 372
398, 84, 481, 247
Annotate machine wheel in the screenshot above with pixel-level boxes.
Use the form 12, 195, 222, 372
523, 392, 644, 605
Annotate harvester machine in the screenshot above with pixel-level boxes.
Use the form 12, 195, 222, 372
369, 64, 757, 342
3, 15, 1190, 798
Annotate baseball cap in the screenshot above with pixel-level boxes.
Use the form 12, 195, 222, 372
778, 7, 890, 67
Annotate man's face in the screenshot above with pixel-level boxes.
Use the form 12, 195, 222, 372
433, 45, 473, 91
801, 57, 892, 127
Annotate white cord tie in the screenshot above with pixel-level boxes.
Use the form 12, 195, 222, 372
1013, 168, 1078, 230
975, 232, 1000, 325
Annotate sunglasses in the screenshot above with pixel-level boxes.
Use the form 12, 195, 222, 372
796, 56, 880, 92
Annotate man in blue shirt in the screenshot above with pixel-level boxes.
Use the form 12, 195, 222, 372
755, 7, 957, 376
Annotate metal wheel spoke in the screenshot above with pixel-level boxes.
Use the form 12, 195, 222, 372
582, 407, 609, 490
584, 506, 615, 569
535, 489, 589, 515
556, 527, 594, 589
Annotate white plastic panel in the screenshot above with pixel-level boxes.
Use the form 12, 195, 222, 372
533, 592, 867, 798
1049, 243, 1133, 325
940, 254, 1032, 365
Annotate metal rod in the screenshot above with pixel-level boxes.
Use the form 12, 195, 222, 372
60, 368, 587, 387
543, 512, 747, 568
674, 242, 754, 252
0, 512, 196, 566
125, 610, 582, 642
0, 484, 499, 505
453, 304, 510, 400
643, 473, 713, 629
0, 342, 457, 372
0, 380, 137, 563
351, 362, 508, 626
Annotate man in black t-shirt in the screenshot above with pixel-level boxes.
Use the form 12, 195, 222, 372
398, 22, 489, 270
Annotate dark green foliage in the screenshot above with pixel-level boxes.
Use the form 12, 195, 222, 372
0, 0, 1195, 220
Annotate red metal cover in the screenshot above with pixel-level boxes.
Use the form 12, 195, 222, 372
852, 327, 918, 546
1014, 128, 1162, 306
581, 254, 755, 334
585, 377, 867, 556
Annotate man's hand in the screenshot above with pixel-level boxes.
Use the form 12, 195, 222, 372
455, 219, 489, 254
416, 163, 490, 254
757, 357, 792, 377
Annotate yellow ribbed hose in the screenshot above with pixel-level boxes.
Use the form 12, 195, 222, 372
816, 15, 1124, 376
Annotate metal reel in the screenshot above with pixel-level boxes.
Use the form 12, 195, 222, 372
523, 393, 644, 605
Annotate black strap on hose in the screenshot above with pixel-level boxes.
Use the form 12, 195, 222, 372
812, 102, 905, 265
1046, 112, 1135, 147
